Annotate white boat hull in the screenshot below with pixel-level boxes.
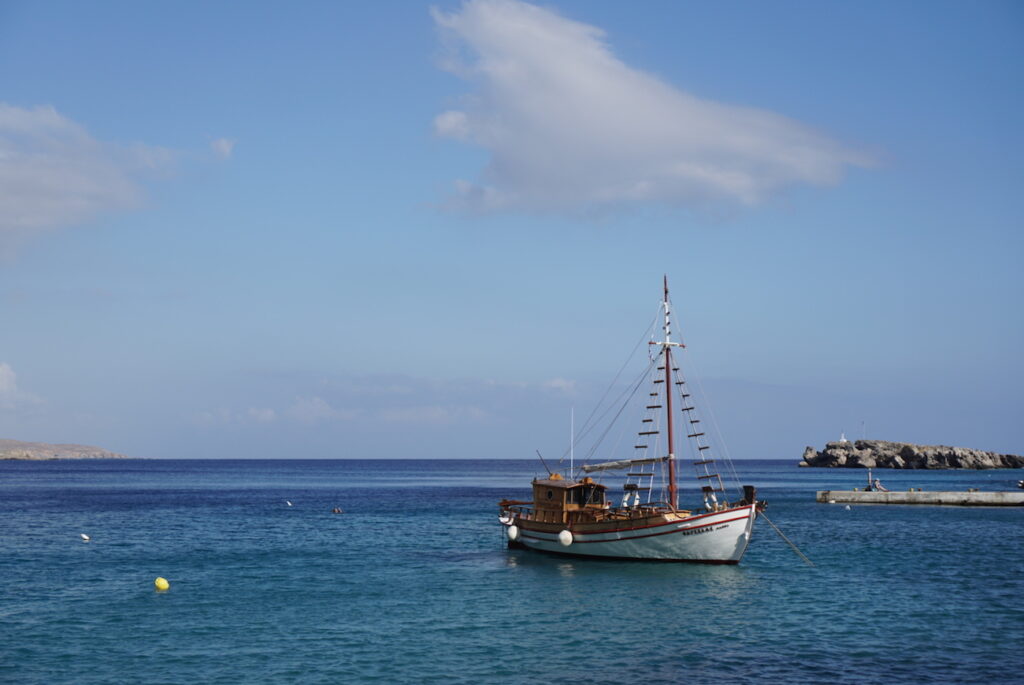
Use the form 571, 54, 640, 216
511, 504, 757, 563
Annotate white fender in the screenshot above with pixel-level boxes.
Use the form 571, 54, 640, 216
507, 524, 520, 541
558, 529, 573, 546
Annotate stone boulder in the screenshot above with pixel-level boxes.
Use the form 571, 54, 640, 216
798, 439, 1023, 469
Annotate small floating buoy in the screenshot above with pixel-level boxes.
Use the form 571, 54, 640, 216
558, 530, 573, 547
844, 505, 851, 510
80, 533, 90, 542
286, 501, 292, 506
154, 577, 170, 592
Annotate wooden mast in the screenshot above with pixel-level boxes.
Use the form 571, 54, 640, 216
647, 277, 684, 510
663, 276, 678, 510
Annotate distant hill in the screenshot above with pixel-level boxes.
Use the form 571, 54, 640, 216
0, 439, 131, 460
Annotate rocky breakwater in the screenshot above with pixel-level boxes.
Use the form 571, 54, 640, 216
0, 438, 130, 460
800, 439, 1024, 469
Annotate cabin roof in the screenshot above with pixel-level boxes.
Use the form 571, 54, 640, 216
533, 478, 607, 490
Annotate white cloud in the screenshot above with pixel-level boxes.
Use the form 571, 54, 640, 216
193, 374, 571, 433
286, 396, 360, 424
0, 363, 17, 408
196, 407, 278, 425
210, 137, 236, 160
0, 362, 40, 409
434, 110, 472, 140
432, 0, 873, 213
0, 103, 175, 236
379, 404, 487, 424
247, 407, 276, 422
197, 408, 234, 425
542, 377, 577, 394
286, 395, 485, 426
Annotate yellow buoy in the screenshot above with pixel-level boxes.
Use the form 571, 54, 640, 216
154, 577, 170, 591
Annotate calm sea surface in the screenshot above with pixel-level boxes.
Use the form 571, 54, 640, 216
1, 459, 1022, 684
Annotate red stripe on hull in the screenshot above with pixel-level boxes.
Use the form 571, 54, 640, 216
519, 513, 749, 545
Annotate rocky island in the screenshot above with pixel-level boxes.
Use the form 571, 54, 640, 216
0, 438, 131, 460
800, 439, 1023, 469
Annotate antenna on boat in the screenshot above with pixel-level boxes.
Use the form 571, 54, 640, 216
535, 450, 554, 477
570, 407, 574, 475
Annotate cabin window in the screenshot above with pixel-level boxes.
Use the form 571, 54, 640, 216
546, 489, 554, 500
570, 485, 604, 506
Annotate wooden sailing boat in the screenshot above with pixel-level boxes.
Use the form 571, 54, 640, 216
499, 278, 764, 563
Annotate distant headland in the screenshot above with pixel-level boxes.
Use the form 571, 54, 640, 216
0, 439, 131, 460
800, 439, 1023, 469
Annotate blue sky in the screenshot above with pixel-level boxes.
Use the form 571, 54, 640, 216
1, 0, 1021, 459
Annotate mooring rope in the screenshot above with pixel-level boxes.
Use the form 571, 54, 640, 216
760, 513, 815, 567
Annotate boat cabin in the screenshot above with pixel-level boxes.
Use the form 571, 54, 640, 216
530, 474, 608, 523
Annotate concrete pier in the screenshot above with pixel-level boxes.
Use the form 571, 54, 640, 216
816, 490, 1024, 506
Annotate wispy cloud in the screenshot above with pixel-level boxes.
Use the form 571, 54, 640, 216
247, 407, 276, 422
197, 406, 279, 425
0, 103, 175, 238
210, 137, 236, 160
285, 394, 487, 426
286, 396, 361, 424
0, 362, 41, 409
198, 373, 572, 430
432, 0, 873, 214
378, 404, 487, 424
542, 377, 576, 394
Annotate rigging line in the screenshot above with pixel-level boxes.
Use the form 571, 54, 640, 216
668, 287, 736, 501
654, 398, 665, 504
576, 360, 654, 467
576, 353, 656, 460
580, 357, 657, 465
679, 346, 743, 494
558, 307, 661, 465
582, 358, 655, 464
760, 513, 815, 567
561, 307, 655, 456
666, 289, 742, 494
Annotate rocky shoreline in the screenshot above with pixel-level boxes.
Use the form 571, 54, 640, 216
0, 438, 131, 460
800, 439, 1024, 469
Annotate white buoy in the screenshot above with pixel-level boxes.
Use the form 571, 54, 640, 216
286, 501, 292, 506
80, 533, 90, 542
845, 505, 851, 510
558, 530, 573, 547
506, 525, 519, 541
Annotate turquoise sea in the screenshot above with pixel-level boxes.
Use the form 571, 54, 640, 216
1, 459, 1022, 684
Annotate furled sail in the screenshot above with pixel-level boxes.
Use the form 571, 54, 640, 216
580, 456, 668, 474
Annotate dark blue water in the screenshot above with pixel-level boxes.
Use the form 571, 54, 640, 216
2, 459, 1022, 683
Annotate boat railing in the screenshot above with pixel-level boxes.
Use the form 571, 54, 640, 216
502, 501, 694, 523
501, 503, 535, 520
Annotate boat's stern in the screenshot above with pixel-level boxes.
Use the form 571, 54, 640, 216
498, 498, 531, 548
